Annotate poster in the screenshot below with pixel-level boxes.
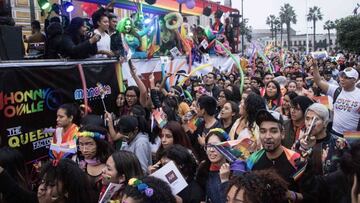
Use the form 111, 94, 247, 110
0, 61, 120, 164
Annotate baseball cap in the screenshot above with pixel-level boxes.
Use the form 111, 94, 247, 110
116, 116, 138, 134
255, 109, 284, 126
339, 67, 359, 80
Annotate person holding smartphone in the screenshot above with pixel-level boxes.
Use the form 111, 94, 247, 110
294, 103, 348, 176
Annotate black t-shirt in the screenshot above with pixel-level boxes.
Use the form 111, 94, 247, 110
252, 151, 298, 191
190, 119, 221, 161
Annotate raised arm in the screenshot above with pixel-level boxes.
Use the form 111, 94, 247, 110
311, 59, 329, 94
129, 60, 148, 107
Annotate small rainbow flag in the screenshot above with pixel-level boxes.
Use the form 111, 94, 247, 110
343, 131, 360, 144
187, 117, 202, 132
293, 163, 308, 182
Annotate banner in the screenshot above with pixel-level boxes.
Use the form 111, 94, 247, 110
0, 61, 120, 164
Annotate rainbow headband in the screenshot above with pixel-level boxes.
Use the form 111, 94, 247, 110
128, 178, 154, 197
77, 131, 105, 140
208, 128, 230, 141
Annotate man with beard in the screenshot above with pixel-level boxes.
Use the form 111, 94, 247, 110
247, 110, 302, 202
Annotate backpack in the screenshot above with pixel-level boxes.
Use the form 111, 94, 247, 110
332, 87, 360, 131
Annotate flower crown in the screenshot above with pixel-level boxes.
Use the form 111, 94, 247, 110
77, 131, 105, 140
208, 128, 230, 141
128, 178, 154, 197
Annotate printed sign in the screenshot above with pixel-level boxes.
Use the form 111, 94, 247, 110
151, 161, 188, 195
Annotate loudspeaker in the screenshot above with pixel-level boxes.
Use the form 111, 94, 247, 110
145, 0, 156, 5
214, 9, 223, 19
0, 25, 24, 60
203, 6, 212, 16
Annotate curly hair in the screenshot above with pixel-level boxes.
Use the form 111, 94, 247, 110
227, 169, 288, 203
40, 159, 97, 203
122, 176, 176, 203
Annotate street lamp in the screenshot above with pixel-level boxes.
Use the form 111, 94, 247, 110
241, 0, 244, 55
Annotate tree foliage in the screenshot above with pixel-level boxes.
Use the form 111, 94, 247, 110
336, 15, 360, 53
279, 3, 297, 48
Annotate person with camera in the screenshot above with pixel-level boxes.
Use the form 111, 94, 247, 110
61, 17, 100, 59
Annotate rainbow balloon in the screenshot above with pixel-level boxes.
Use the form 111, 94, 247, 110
115, 62, 126, 93
215, 40, 244, 94
177, 63, 212, 86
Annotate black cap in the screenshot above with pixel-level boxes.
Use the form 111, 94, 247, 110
255, 110, 284, 126
116, 116, 138, 133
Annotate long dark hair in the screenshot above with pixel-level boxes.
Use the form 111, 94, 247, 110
65, 17, 86, 45
78, 125, 114, 163
156, 121, 192, 161
159, 144, 198, 182
245, 93, 266, 129
111, 150, 144, 182
264, 80, 282, 107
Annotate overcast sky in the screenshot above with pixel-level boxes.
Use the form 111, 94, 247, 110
231, 0, 358, 34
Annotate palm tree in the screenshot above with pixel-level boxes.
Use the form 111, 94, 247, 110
266, 14, 277, 41
279, 3, 297, 48
323, 20, 335, 51
278, 14, 285, 47
307, 6, 323, 51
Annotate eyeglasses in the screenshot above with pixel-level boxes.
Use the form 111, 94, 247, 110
203, 144, 216, 151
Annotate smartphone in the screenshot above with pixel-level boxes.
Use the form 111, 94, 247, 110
305, 117, 318, 141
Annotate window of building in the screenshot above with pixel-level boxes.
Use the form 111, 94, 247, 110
330, 39, 333, 45
294, 41, 297, 46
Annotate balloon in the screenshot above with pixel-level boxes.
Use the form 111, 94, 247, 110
215, 40, 244, 94
176, 0, 186, 3
185, 0, 195, 9
81, 3, 97, 17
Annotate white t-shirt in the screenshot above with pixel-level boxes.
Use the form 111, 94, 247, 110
327, 85, 360, 134
93, 29, 111, 58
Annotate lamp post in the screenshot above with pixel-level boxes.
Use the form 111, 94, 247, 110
30, 0, 35, 22
305, 0, 309, 54
241, 0, 244, 55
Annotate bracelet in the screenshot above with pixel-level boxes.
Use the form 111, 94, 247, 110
291, 191, 298, 202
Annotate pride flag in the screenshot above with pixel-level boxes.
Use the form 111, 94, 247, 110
343, 131, 360, 144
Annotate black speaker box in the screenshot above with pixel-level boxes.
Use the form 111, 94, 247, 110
0, 25, 24, 60
145, 0, 156, 5
203, 6, 212, 16
215, 9, 223, 19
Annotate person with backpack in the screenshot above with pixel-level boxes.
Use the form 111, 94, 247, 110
311, 59, 360, 136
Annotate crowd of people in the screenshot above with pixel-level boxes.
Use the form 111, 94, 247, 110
1, 46, 360, 203
1, 3, 360, 203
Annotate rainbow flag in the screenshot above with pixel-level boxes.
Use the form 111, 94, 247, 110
343, 131, 360, 143
187, 117, 201, 132
293, 163, 308, 182
313, 96, 332, 110
214, 138, 254, 162
152, 108, 167, 128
